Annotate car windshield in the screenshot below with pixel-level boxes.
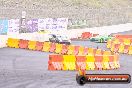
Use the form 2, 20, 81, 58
94, 35, 102, 37
48, 34, 54, 38
96, 35, 107, 37
57, 35, 68, 40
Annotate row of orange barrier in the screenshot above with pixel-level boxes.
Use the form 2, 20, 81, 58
108, 38, 132, 45
7, 38, 120, 71
81, 32, 92, 39
7, 38, 113, 55
107, 39, 132, 55
81, 32, 99, 39
48, 54, 120, 70
114, 34, 132, 39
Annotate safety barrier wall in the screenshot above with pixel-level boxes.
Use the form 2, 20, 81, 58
6, 38, 120, 70
7, 38, 113, 56
107, 38, 132, 55
114, 35, 132, 39
81, 32, 92, 39
48, 54, 120, 70
81, 32, 99, 39
71, 32, 99, 40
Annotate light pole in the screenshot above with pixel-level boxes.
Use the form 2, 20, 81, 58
20, 11, 26, 33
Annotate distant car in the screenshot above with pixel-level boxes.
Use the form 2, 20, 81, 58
89, 35, 113, 43
49, 34, 71, 45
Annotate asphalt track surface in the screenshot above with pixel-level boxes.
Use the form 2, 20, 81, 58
0, 41, 132, 88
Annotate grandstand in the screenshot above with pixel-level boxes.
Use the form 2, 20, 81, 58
0, 0, 132, 28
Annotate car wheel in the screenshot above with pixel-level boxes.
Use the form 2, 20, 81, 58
76, 75, 86, 85
49, 39, 54, 42
100, 38, 104, 43
67, 42, 71, 45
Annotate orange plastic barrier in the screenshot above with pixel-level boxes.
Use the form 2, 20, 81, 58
49, 43, 56, 53
63, 55, 76, 70
95, 49, 103, 55
124, 45, 129, 54
110, 43, 115, 52
109, 55, 115, 69
61, 44, 68, 55
115, 35, 132, 39
36, 42, 43, 51
81, 32, 92, 39
123, 39, 131, 45
94, 55, 103, 70
55, 43, 63, 54
113, 53, 120, 68
74, 46, 80, 55
19, 39, 29, 49
109, 55, 120, 69
86, 55, 95, 70
76, 56, 86, 70
48, 54, 120, 71
87, 48, 96, 55
118, 44, 125, 53
102, 54, 110, 70
114, 44, 120, 52
113, 38, 120, 44
42, 42, 51, 52
48, 54, 63, 70
107, 39, 112, 49
7, 38, 13, 47
103, 50, 111, 55
128, 45, 132, 55
14, 39, 20, 48
28, 41, 36, 50
130, 39, 132, 44
83, 47, 89, 55
7, 38, 19, 48
108, 38, 132, 55
67, 45, 75, 55
78, 46, 84, 55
